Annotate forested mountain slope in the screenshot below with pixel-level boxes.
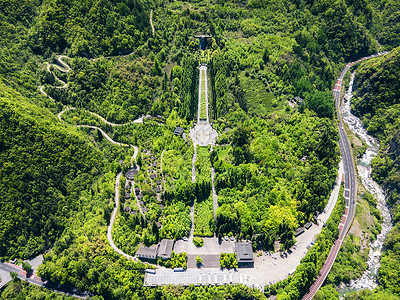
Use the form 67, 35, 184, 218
0, 81, 102, 259
28, 0, 151, 57
351, 47, 400, 296
1, 0, 400, 299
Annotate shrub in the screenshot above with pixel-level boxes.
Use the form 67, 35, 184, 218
193, 237, 204, 247
220, 253, 238, 269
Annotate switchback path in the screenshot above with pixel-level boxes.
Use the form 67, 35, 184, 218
38, 54, 149, 267
107, 173, 137, 261
58, 107, 144, 126
41, 56, 144, 126
76, 125, 139, 149
302, 51, 390, 300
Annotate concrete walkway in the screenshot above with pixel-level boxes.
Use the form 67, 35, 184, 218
189, 64, 218, 147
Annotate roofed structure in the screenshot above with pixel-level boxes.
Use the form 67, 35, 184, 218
158, 239, 173, 260
194, 34, 213, 50
137, 244, 158, 260
174, 127, 184, 137
305, 221, 313, 229
295, 227, 305, 237
235, 242, 254, 266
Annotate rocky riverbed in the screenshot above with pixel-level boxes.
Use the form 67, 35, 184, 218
340, 73, 393, 290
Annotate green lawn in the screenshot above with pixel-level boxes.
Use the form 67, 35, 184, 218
195, 146, 211, 182
194, 197, 214, 237
240, 74, 276, 116
200, 69, 207, 119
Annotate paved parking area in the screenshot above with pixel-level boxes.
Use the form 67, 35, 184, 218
187, 254, 220, 268
144, 268, 242, 286
0, 269, 12, 289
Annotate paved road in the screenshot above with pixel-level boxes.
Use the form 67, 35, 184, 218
42, 58, 144, 126
58, 107, 144, 126
302, 51, 389, 300
40, 54, 146, 264
107, 172, 137, 261
0, 262, 89, 299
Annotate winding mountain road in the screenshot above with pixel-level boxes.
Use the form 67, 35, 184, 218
42, 57, 144, 126
58, 107, 144, 126
107, 173, 137, 261
39, 55, 144, 265
302, 51, 389, 300
0, 262, 90, 298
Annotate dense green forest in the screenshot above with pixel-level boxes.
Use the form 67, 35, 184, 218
2, 0, 400, 299
213, 109, 339, 246
348, 47, 400, 297
0, 82, 102, 259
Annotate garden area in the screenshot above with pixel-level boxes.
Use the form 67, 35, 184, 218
199, 67, 207, 120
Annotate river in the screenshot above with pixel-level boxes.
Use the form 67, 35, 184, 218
340, 73, 393, 290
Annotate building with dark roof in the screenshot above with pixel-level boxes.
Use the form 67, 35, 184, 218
305, 221, 313, 230
137, 244, 159, 260
158, 239, 174, 260
235, 242, 254, 267
295, 227, 305, 237
194, 35, 213, 50
174, 127, 184, 137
